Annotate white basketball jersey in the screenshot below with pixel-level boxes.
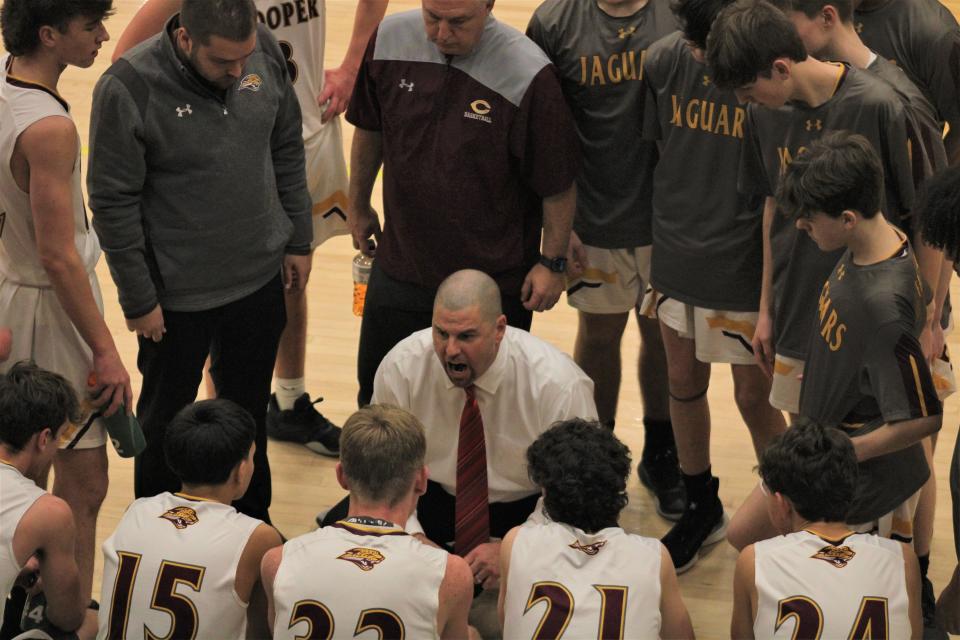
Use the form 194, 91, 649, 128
503, 521, 663, 640
98, 493, 262, 640
0, 54, 99, 287
272, 518, 447, 640
254, 0, 326, 142
753, 530, 912, 639
0, 462, 45, 621
253, 0, 348, 244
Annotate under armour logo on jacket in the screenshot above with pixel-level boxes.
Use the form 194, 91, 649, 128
806, 119, 822, 131
399, 79, 415, 92
176, 104, 193, 118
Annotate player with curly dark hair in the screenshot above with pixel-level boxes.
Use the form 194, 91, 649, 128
919, 166, 960, 263
498, 419, 694, 638
526, 418, 631, 533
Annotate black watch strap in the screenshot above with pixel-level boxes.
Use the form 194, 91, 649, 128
539, 255, 567, 273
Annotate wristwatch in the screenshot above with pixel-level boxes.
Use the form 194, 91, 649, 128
539, 255, 568, 273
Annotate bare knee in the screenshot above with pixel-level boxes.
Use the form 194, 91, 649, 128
667, 355, 709, 398
726, 486, 778, 551
731, 365, 770, 410
733, 381, 770, 416
577, 312, 629, 351
726, 516, 755, 552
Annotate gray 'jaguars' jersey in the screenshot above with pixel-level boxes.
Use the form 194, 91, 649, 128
642, 32, 763, 310
800, 240, 940, 521
740, 65, 919, 359
527, 0, 677, 250
855, 0, 960, 127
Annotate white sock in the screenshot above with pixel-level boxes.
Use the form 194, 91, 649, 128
275, 377, 305, 410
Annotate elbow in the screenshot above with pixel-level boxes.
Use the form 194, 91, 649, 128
38, 251, 74, 280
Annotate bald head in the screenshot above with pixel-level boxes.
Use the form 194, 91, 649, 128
434, 270, 503, 323
432, 270, 506, 387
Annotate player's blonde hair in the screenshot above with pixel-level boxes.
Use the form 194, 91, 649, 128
341, 405, 427, 507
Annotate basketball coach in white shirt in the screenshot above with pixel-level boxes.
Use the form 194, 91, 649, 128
321, 269, 597, 591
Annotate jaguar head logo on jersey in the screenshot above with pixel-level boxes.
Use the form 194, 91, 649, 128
811, 544, 856, 568
569, 539, 607, 556
160, 506, 200, 530
464, 99, 493, 124
338, 547, 385, 571
238, 74, 262, 92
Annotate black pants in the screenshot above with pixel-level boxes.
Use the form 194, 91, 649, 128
357, 263, 533, 406
322, 480, 540, 552
134, 274, 286, 523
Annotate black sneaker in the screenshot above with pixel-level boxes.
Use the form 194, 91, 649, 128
922, 574, 948, 640
661, 479, 728, 574
266, 393, 341, 457
638, 446, 686, 521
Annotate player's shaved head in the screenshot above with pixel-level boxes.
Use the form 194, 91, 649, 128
434, 269, 503, 322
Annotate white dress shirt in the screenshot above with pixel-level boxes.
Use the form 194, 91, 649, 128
373, 326, 598, 503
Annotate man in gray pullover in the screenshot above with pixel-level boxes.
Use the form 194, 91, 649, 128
88, 0, 312, 522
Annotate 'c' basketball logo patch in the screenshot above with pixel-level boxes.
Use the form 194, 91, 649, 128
238, 74, 262, 92
811, 544, 856, 568
160, 506, 200, 530
470, 100, 491, 115
464, 99, 493, 124
569, 539, 607, 556
338, 547, 385, 571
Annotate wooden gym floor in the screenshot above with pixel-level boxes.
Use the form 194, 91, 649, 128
45, 1, 960, 637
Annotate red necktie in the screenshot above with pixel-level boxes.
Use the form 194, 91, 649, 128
455, 385, 490, 556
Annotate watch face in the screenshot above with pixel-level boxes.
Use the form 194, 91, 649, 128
541, 256, 567, 272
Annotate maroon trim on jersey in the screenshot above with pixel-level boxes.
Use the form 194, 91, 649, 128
5, 61, 70, 113
894, 331, 941, 418
832, 63, 851, 96
804, 529, 856, 545
331, 521, 410, 537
